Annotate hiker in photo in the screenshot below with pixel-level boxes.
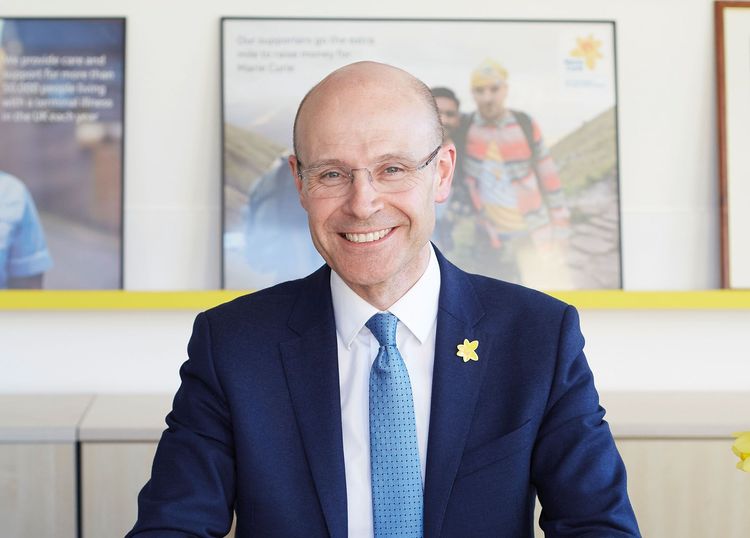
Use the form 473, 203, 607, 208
461, 59, 571, 288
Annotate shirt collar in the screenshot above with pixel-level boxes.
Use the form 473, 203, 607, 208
330, 245, 441, 348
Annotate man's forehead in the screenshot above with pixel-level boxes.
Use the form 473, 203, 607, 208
300, 131, 428, 164
298, 94, 433, 152
435, 96, 458, 107
305, 77, 422, 115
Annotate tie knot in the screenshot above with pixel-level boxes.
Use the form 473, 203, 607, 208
366, 312, 398, 348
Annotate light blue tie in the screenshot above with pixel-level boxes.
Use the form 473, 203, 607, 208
367, 312, 423, 538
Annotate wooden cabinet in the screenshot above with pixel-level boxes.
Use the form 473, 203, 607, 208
531, 392, 750, 538
0, 394, 92, 538
618, 438, 750, 537
2, 392, 748, 537
78, 394, 236, 537
79, 394, 171, 538
81, 442, 158, 537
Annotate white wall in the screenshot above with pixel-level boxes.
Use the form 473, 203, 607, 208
3, 0, 745, 393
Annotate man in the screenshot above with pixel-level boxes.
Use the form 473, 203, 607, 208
429, 86, 480, 270
130, 62, 639, 537
429, 87, 460, 145
460, 60, 571, 288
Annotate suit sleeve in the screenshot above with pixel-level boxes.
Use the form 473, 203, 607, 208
532, 305, 640, 537
127, 312, 236, 537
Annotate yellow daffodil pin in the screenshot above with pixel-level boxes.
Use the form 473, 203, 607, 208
456, 339, 479, 363
732, 431, 750, 472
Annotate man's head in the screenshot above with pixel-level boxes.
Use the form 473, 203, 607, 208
430, 87, 460, 142
290, 61, 455, 308
470, 59, 509, 122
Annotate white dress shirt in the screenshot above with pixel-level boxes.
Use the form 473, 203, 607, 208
331, 246, 441, 538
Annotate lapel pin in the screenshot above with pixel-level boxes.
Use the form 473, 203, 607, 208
456, 339, 479, 362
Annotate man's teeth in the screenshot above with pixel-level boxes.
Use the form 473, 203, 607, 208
344, 228, 392, 243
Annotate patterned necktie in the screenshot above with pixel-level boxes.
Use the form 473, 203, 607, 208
366, 312, 423, 538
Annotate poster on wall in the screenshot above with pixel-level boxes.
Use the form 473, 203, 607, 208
716, 2, 750, 289
222, 18, 621, 291
0, 18, 124, 290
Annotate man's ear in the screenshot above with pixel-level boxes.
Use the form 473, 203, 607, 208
288, 155, 308, 210
434, 143, 456, 204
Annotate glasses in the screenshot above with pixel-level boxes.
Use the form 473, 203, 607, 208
297, 145, 442, 199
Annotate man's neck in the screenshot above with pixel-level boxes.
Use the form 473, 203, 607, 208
340, 244, 432, 311
478, 108, 508, 125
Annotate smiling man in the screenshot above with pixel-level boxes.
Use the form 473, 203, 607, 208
130, 62, 639, 537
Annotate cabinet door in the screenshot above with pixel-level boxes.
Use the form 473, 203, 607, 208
0, 443, 77, 538
82, 442, 236, 537
617, 438, 750, 538
82, 442, 157, 538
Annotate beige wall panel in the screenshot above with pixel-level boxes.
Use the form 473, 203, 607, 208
0, 443, 77, 538
618, 439, 750, 538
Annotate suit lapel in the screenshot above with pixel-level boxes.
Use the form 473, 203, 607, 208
424, 252, 488, 538
279, 267, 348, 538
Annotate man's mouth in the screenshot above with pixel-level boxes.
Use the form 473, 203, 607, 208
343, 228, 392, 243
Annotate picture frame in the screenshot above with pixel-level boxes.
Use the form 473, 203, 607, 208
0, 17, 125, 290
221, 17, 622, 291
715, 2, 750, 288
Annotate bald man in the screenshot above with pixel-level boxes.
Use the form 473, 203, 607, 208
130, 62, 639, 537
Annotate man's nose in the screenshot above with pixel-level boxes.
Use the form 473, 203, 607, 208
343, 168, 382, 219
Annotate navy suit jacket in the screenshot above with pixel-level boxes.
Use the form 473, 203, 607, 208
129, 250, 639, 537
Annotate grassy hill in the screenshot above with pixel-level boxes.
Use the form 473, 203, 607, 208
549, 106, 617, 194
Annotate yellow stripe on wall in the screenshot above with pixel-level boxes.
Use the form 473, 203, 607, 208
1, 290, 750, 310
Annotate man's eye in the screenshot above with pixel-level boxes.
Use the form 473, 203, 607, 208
384, 166, 404, 175
320, 170, 343, 180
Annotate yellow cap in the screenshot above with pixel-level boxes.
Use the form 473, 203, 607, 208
470, 59, 508, 88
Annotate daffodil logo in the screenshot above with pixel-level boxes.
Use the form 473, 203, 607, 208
456, 339, 479, 362
570, 35, 603, 70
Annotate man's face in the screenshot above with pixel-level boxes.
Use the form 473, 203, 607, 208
434, 96, 460, 139
291, 77, 454, 303
471, 78, 507, 122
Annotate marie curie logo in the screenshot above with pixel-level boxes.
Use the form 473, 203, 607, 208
566, 34, 603, 71
560, 32, 609, 90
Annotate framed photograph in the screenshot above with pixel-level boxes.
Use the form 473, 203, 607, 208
222, 17, 621, 290
0, 18, 125, 289
716, 2, 750, 288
